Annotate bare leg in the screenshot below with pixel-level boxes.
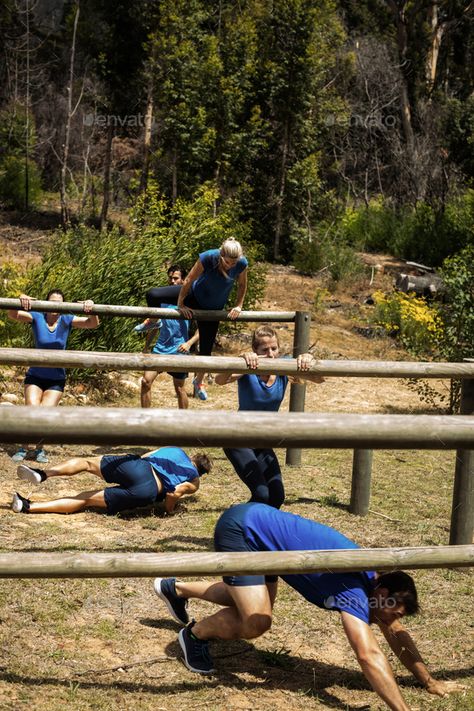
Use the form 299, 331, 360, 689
173, 378, 188, 409
40, 390, 63, 407
141, 370, 158, 408
175, 580, 277, 641
21, 384, 44, 451
43, 456, 103, 480
28, 489, 107, 514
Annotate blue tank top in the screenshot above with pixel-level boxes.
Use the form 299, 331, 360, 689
232, 502, 376, 624
237, 373, 288, 412
152, 304, 190, 354
146, 446, 198, 493
27, 312, 75, 381
191, 249, 248, 309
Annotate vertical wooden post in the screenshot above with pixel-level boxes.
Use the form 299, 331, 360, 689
449, 375, 474, 545
286, 311, 311, 466
349, 449, 373, 516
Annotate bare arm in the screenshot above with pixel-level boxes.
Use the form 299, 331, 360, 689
228, 268, 248, 320
289, 353, 325, 384
7, 294, 34, 323
341, 612, 410, 711
177, 259, 204, 318
215, 351, 250, 384
164, 478, 200, 514
178, 326, 200, 353
72, 300, 100, 329
380, 619, 466, 698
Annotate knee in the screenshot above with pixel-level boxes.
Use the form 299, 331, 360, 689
141, 377, 151, 392
241, 614, 272, 639
250, 486, 270, 506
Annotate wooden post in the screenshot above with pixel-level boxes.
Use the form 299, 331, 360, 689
0, 546, 472, 579
350, 449, 373, 516
286, 310, 311, 466
449, 375, 474, 545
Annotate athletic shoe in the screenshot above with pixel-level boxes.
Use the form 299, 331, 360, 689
11, 447, 28, 462
193, 379, 208, 401
178, 623, 215, 674
12, 492, 31, 513
17, 464, 47, 484
133, 318, 162, 333
35, 449, 49, 464
154, 577, 189, 625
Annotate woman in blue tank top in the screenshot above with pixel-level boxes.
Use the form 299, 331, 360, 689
7, 289, 99, 462
215, 325, 324, 508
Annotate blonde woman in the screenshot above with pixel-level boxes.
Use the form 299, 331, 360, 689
146, 238, 248, 399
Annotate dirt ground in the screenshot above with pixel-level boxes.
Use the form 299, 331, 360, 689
0, 232, 472, 711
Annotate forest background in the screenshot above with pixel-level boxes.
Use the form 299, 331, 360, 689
0, 0, 473, 368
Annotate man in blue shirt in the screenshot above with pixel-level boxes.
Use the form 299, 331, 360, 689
140, 265, 199, 409
155, 502, 463, 709
11, 447, 212, 516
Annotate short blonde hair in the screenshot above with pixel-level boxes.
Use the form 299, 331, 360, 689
220, 238, 243, 260
252, 324, 279, 351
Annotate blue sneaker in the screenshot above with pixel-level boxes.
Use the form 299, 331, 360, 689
154, 577, 189, 625
178, 623, 215, 674
193, 379, 208, 401
133, 319, 162, 333
11, 447, 28, 462
35, 449, 49, 464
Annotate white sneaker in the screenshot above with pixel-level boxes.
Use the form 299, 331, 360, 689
12, 492, 30, 513
17, 464, 45, 484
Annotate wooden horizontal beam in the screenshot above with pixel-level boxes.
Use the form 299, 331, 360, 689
0, 546, 472, 579
0, 407, 473, 448
1, 348, 473, 379
0, 298, 296, 323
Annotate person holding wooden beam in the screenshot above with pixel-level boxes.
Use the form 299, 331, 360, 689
11, 447, 212, 516
139, 265, 200, 410
154, 502, 464, 708
6, 289, 99, 463
145, 238, 248, 400
215, 324, 324, 508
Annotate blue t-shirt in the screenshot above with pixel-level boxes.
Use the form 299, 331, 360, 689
27, 312, 75, 381
145, 446, 198, 493
236, 502, 376, 624
152, 304, 190, 355
191, 249, 248, 309
238, 373, 288, 412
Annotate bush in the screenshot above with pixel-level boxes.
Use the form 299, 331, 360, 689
0, 262, 29, 347
292, 227, 366, 287
0, 155, 42, 210
24, 183, 266, 355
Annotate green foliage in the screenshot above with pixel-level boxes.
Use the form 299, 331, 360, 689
318, 192, 474, 266
292, 227, 365, 288
25, 184, 265, 355
0, 155, 42, 209
0, 262, 29, 347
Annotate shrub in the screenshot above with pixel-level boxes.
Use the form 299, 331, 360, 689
0, 155, 42, 209
292, 227, 366, 287
24, 183, 266, 355
0, 262, 29, 347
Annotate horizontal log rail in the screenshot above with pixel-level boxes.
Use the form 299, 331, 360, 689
0, 298, 296, 323
0, 407, 473, 448
0, 546, 472, 579
1, 348, 474, 379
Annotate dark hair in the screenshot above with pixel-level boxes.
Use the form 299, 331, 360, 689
46, 289, 65, 301
168, 264, 187, 279
375, 571, 419, 616
252, 324, 279, 351
192, 452, 213, 476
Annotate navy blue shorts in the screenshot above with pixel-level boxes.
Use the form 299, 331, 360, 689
166, 371, 187, 381
214, 505, 278, 586
24, 374, 65, 392
100, 454, 164, 515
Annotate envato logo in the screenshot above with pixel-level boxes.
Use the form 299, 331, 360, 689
325, 113, 397, 129
83, 113, 157, 129
323, 594, 398, 610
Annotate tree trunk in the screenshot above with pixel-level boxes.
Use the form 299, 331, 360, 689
100, 123, 114, 231
139, 81, 154, 193
425, 2, 445, 93
274, 119, 289, 261
60, 2, 80, 227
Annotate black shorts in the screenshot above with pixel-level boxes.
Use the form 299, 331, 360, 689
214, 505, 278, 586
100, 454, 164, 515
